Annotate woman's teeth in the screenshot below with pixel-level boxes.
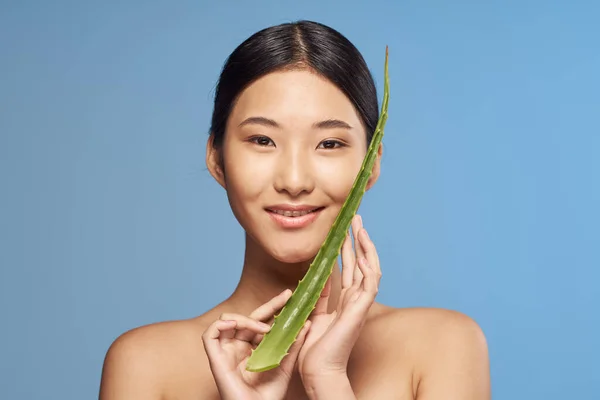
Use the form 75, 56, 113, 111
271, 209, 316, 217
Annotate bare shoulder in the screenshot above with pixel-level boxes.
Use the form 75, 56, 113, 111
370, 305, 488, 344
366, 305, 491, 399
99, 312, 221, 400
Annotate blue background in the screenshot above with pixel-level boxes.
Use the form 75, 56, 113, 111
1, 1, 598, 398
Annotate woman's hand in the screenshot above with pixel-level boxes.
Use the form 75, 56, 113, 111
298, 214, 382, 390
202, 290, 310, 400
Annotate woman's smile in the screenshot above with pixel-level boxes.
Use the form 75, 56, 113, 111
264, 204, 326, 229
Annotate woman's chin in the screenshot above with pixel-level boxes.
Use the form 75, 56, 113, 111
269, 246, 319, 265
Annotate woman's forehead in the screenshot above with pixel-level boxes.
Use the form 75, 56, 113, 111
229, 70, 363, 129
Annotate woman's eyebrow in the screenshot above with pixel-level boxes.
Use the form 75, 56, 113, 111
238, 116, 353, 130
238, 116, 279, 128
313, 119, 353, 130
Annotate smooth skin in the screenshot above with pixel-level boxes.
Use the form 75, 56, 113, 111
99, 68, 491, 399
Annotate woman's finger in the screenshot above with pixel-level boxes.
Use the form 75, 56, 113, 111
213, 313, 271, 343
358, 227, 381, 281
339, 258, 378, 323
217, 313, 238, 339
249, 289, 292, 322
279, 320, 311, 377
311, 276, 331, 317
357, 257, 378, 298
251, 332, 265, 347
351, 215, 365, 285
240, 289, 292, 343
341, 232, 355, 289
202, 319, 238, 361
201, 319, 247, 398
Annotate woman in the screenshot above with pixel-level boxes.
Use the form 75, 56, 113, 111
99, 20, 490, 399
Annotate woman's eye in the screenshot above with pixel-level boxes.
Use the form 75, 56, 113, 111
250, 136, 275, 147
318, 140, 344, 149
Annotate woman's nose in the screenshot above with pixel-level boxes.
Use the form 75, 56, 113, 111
273, 149, 315, 197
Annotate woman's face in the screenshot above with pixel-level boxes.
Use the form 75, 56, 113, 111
208, 69, 380, 263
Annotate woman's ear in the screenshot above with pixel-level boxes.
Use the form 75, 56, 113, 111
366, 143, 383, 191
206, 134, 226, 188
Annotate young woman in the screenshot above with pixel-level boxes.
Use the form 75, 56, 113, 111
99, 20, 491, 399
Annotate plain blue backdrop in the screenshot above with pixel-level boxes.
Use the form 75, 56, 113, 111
1, 1, 598, 398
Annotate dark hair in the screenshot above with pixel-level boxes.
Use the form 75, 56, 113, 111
209, 20, 379, 150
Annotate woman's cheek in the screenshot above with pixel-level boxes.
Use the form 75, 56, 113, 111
223, 156, 269, 235
317, 157, 362, 203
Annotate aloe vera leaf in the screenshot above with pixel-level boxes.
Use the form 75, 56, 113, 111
245, 47, 390, 372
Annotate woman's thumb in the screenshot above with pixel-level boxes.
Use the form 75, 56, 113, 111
279, 320, 311, 376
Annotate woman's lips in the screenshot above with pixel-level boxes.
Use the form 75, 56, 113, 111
266, 207, 324, 229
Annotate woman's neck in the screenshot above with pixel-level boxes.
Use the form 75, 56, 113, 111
227, 233, 342, 316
